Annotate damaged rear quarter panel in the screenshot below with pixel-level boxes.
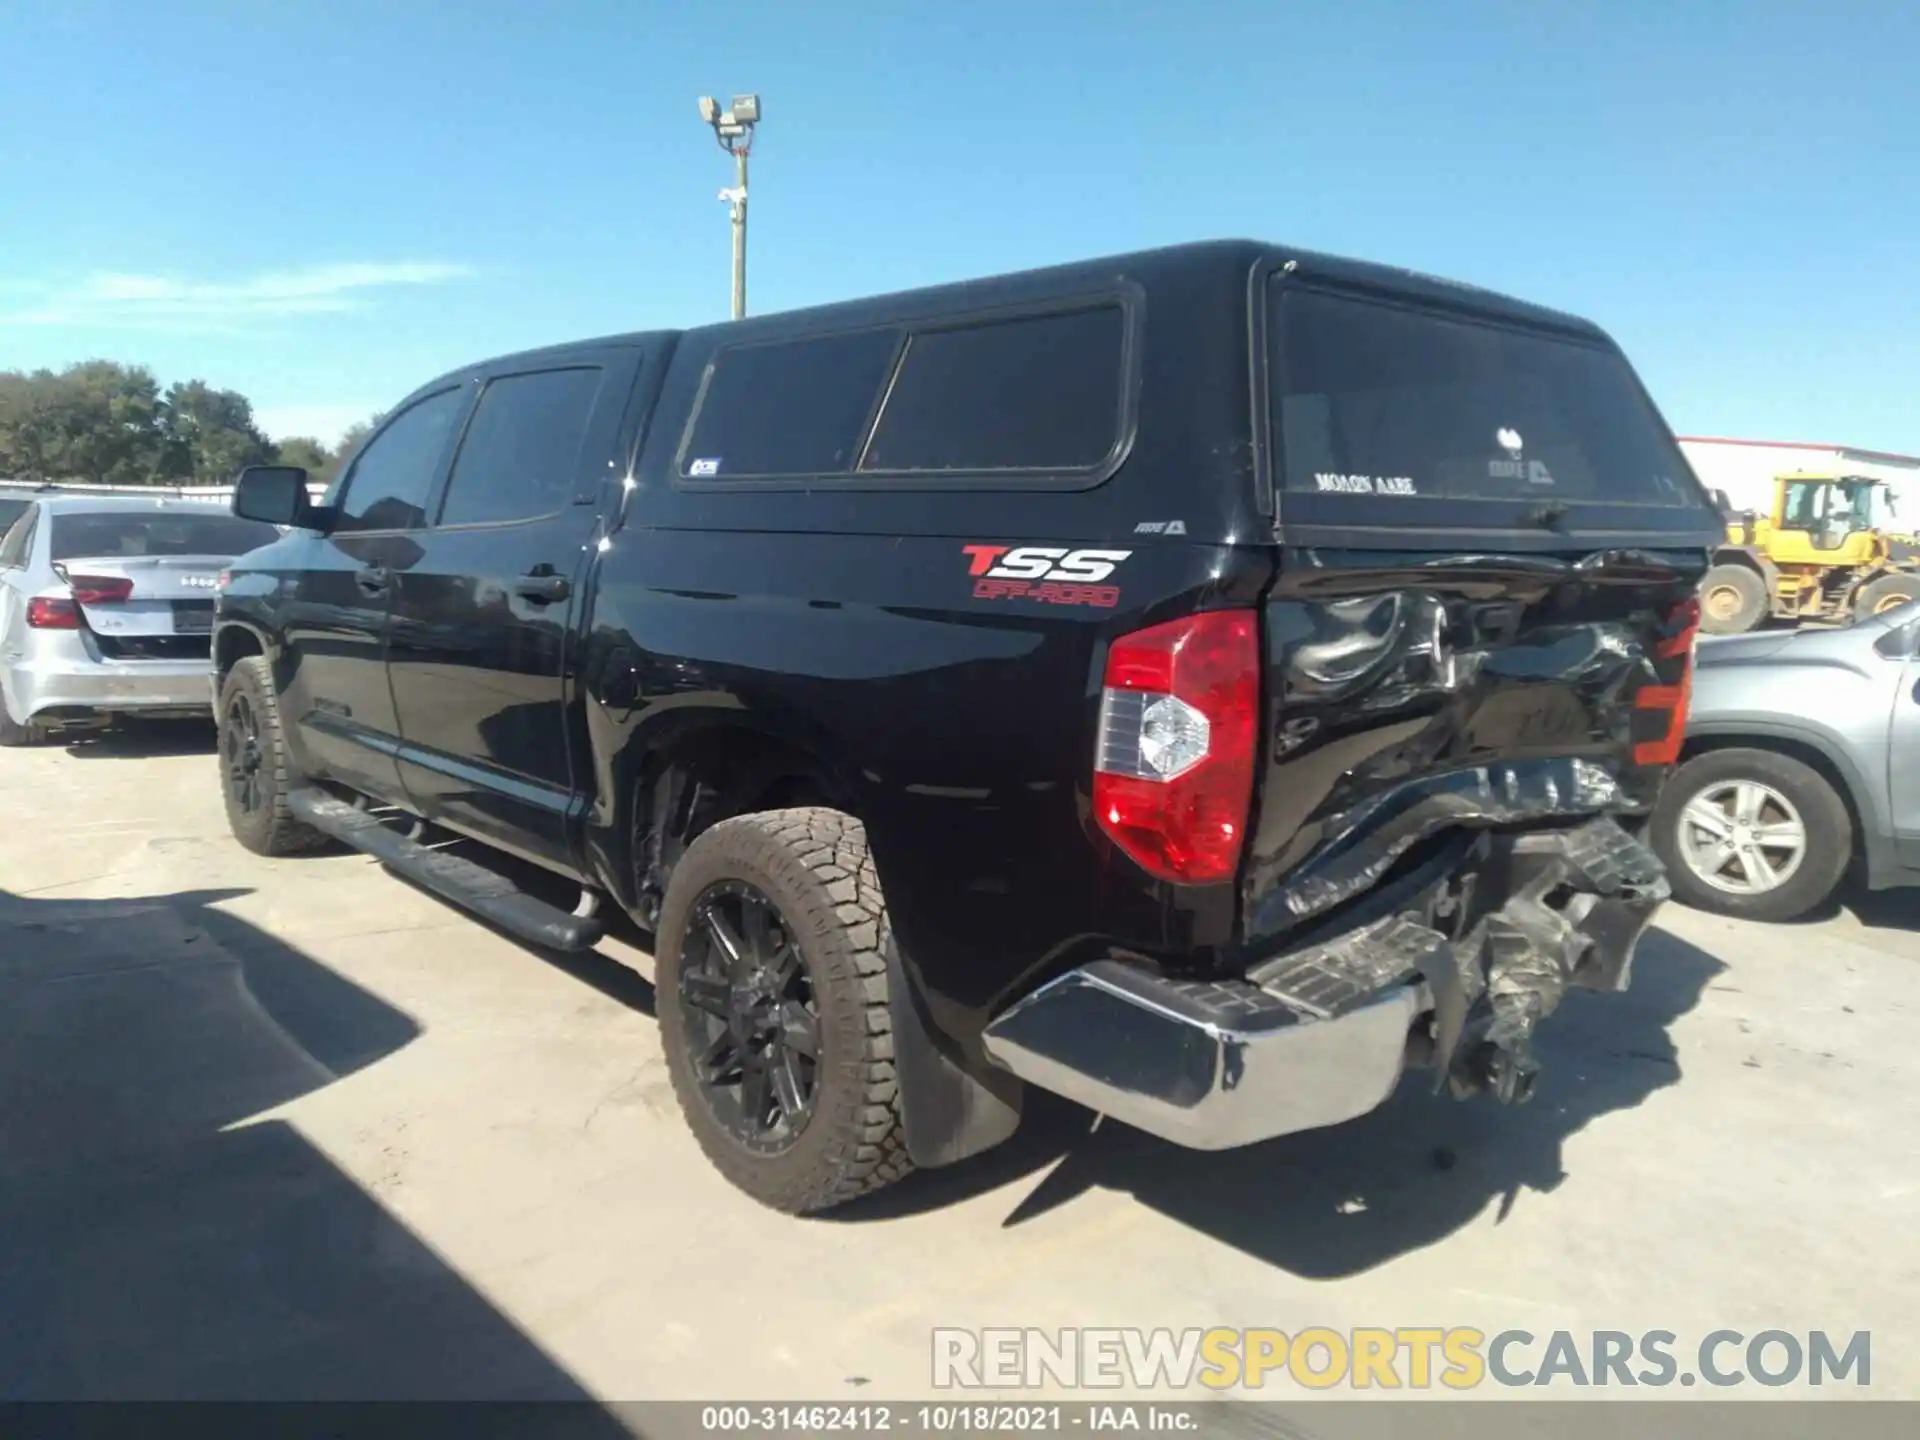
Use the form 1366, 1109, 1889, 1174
1234, 552, 1699, 1098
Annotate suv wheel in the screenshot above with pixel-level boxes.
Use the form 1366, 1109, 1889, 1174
0, 685, 44, 747
1651, 748, 1851, 922
656, 807, 913, 1213
218, 657, 326, 856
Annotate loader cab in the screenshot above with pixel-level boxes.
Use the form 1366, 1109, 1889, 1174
1773, 473, 1887, 560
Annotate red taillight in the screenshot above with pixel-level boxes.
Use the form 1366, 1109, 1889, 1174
67, 575, 134, 605
1092, 609, 1260, 884
26, 596, 80, 629
1632, 595, 1699, 767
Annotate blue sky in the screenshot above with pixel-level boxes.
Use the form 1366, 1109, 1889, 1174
1, 0, 1913, 451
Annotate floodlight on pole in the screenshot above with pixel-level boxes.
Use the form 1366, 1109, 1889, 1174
699, 90, 761, 320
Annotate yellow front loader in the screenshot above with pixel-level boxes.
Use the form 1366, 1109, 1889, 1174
1698, 472, 1920, 635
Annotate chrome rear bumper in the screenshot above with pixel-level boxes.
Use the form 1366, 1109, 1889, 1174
981, 818, 1669, 1151
981, 962, 1425, 1150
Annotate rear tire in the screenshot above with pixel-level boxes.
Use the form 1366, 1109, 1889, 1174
656, 807, 913, 1214
218, 656, 327, 856
1854, 573, 1920, 620
1698, 564, 1769, 635
1651, 748, 1851, 922
0, 685, 44, 747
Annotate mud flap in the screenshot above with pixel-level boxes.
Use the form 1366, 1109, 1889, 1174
888, 948, 1025, 1168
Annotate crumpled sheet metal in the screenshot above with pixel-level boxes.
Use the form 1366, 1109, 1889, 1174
1429, 817, 1669, 1102
1250, 756, 1625, 935
1249, 815, 1669, 1107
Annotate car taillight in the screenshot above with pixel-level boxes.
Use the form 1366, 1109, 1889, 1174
27, 596, 80, 629
1632, 595, 1700, 767
67, 575, 134, 604
1093, 609, 1260, 884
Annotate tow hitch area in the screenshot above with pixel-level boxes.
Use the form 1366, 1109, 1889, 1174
1253, 817, 1670, 1106
981, 817, 1667, 1150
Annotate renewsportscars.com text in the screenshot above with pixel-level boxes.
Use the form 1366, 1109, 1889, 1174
931, 1327, 1871, 1391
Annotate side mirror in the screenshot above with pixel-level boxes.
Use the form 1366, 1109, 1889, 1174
1873, 619, 1918, 659
233, 465, 316, 529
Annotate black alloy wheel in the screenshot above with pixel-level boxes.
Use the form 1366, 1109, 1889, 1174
675, 879, 822, 1152
223, 690, 264, 815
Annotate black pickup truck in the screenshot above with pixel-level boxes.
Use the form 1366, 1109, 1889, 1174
214, 240, 1721, 1213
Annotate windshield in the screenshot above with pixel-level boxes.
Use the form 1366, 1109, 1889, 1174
49, 511, 281, 562
1270, 284, 1704, 507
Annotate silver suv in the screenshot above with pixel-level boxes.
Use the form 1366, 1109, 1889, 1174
1651, 604, 1920, 921
0, 496, 280, 745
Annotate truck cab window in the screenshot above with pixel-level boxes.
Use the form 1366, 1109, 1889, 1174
332, 388, 466, 534
439, 368, 604, 526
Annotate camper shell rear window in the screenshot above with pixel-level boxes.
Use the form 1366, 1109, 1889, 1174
1270, 283, 1702, 510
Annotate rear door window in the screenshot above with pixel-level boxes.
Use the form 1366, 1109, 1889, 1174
49, 512, 280, 561
333, 387, 466, 532
0, 506, 35, 567
1272, 285, 1699, 507
681, 328, 901, 479
0, 498, 32, 542
859, 306, 1125, 474
439, 367, 604, 525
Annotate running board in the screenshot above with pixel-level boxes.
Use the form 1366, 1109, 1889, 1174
288, 788, 605, 952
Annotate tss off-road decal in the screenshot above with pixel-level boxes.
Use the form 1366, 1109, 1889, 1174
961, 544, 1132, 608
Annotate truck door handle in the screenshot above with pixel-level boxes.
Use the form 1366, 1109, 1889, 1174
355, 565, 391, 595
515, 572, 571, 604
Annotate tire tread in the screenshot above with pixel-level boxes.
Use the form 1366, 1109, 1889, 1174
657, 807, 913, 1213
220, 656, 328, 857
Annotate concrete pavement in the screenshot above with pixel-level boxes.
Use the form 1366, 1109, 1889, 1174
2, 723, 1915, 1409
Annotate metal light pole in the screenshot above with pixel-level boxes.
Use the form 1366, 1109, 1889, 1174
698, 93, 761, 320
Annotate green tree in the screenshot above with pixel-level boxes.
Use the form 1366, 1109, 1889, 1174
273, 435, 334, 477
0, 363, 363, 489
333, 417, 376, 463
0, 361, 169, 483
308, 414, 382, 488
161, 379, 275, 485
0, 370, 57, 479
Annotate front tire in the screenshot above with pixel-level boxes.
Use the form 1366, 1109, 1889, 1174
218, 656, 327, 856
1651, 748, 1851, 922
656, 807, 912, 1214
1698, 564, 1770, 635
1854, 572, 1920, 620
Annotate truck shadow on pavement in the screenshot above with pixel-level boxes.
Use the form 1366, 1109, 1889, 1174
0, 883, 626, 1412
841, 927, 1724, 1279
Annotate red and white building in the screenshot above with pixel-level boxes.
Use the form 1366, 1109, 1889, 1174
1678, 436, 1920, 521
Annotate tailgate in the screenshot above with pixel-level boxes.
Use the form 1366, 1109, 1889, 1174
1242, 551, 1700, 947
1249, 272, 1717, 945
